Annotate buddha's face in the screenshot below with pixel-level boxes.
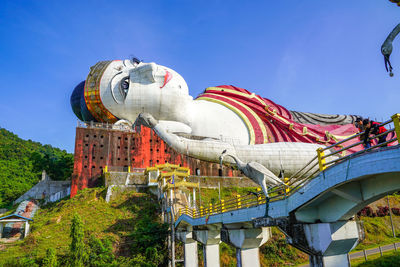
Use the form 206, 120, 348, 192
71, 59, 190, 124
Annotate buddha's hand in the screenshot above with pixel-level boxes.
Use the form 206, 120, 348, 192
133, 113, 158, 129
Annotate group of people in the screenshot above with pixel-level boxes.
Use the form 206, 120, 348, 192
354, 118, 388, 149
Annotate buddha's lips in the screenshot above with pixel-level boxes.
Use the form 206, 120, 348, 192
160, 70, 172, 89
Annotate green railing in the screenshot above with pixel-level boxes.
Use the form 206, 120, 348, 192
177, 114, 400, 220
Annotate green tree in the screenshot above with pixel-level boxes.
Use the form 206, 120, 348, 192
42, 247, 57, 267
69, 213, 87, 267
0, 127, 74, 208
87, 235, 117, 267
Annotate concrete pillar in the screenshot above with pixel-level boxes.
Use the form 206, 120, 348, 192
176, 231, 198, 267
0, 222, 3, 238
193, 230, 221, 267
221, 227, 270, 267
287, 221, 362, 267
24, 221, 30, 238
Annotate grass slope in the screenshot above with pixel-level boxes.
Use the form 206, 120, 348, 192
0, 188, 166, 265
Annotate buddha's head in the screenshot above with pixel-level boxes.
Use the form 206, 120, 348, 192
71, 59, 191, 124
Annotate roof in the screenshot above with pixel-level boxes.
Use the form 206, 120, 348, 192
0, 213, 33, 221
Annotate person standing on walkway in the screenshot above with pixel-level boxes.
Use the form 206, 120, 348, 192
362, 119, 388, 148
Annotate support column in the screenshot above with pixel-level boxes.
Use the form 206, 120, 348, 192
0, 222, 3, 238
24, 221, 30, 238
287, 221, 362, 267
176, 231, 198, 267
221, 227, 270, 267
193, 229, 221, 267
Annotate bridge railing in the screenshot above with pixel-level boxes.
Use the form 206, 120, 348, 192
176, 114, 400, 221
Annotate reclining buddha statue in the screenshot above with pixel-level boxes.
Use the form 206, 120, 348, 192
71, 58, 363, 192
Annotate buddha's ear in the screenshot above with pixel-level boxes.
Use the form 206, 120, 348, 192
130, 62, 157, 83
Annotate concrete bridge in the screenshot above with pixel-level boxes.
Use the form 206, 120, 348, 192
171, 145, 400, 267
157, 114, 400, 267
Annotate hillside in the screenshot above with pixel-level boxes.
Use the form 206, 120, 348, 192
0, 127, 73, 208
0, 188, 169, 266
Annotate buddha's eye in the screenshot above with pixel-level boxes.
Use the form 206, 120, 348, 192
120, 77, 129, 98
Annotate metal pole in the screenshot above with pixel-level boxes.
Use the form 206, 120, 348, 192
387, 194, 396, 238
379, 246, 383, 257
199, 177, 202, 207
171, 213, 176, 267
363, 249, 367, 261
218, 182, 221, 203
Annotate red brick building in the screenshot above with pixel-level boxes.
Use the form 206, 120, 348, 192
71, 122, 241, 197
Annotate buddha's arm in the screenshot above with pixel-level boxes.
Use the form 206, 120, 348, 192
133, 113, 237, 162
134, 113, 327, 177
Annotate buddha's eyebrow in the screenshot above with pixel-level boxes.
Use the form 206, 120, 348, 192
110, 71, 123, 84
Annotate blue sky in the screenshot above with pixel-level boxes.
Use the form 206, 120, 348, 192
0, 1, 399, 153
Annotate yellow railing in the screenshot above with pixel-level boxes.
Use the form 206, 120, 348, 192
178, 192, 269, 219
176, 114, 400, 221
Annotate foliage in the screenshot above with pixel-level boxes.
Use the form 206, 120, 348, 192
87, 235, 118, 266
69, 213, 88, 267
42, 247, 57, 267
0, 127, 73, 208
129, 195, 169, 266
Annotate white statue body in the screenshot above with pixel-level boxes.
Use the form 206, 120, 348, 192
80, 59, 346, 181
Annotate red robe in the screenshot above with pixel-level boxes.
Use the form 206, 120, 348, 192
196, 85, 392, 153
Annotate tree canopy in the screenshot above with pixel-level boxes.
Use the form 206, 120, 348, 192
0, 127, 73, 208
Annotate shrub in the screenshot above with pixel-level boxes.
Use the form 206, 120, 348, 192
391, 207, 400, 216
42, 248, 57, 267
376, 206, 389, 217
357, 206, 375, 217
69, 213, 88, 267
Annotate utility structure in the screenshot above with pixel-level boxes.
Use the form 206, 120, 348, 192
148, 163, 200, 267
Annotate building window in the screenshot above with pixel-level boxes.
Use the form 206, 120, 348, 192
118, 158, 120, 161
92, 157, 95, 160
100, 144, 104, 148
100, 157, 103, 160
86, 134, 89, 138
117, 146, 120, 149
125, 146, 128, 149
218, 169, 223, 177
93, 144, 96, 147
125, 158, 128, 161
85, 155, 88, 159
92, 166, 95, 168
125, 137, 128, 141
94, 135, 97, 138
100, 135, 104, 138
118, 137, 121, 140
84, 165, 87, 168
85, 144, 88, 147
196, 168, 200, 176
